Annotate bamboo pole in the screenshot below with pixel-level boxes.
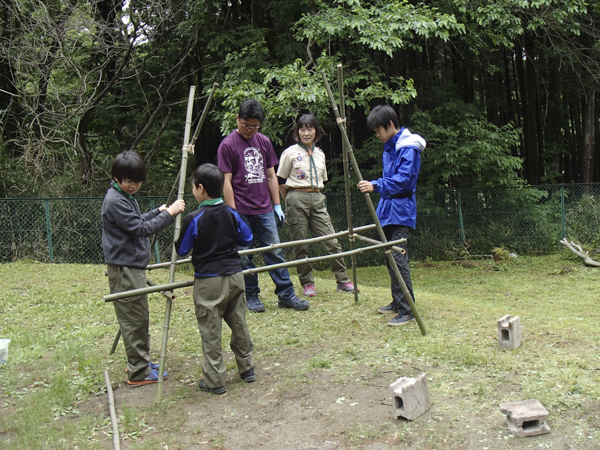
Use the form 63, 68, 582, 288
149, 84, 218, 258
104, 370, 121, 450
337, 64, 359, 303
156, 85, 196, 404
103, 237, 407, 302
146, 224, 378, 270
320, 70, 427, 336
354, 234, 406, 255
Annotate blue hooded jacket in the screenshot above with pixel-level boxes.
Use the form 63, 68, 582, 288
370, 128, 426, 228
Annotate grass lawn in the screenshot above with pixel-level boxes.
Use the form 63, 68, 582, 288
0, 253, 599, 449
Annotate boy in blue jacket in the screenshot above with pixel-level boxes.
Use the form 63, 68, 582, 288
358, 105, 426, 327
102, 151, 185, 384
176, 164, 256, 395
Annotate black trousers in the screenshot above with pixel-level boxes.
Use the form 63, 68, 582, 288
383, 225, 415, 315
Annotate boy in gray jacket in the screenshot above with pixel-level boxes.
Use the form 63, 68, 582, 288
102, 151, 185, 385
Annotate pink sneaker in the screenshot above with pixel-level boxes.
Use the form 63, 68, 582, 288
336, 282, 355, 293
303, 284, 316, 297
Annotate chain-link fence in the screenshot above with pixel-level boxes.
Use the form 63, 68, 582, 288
2, 184, 599, 266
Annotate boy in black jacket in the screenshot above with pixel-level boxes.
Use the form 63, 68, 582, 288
102, 151, 185, 385
176, 164, 256, 395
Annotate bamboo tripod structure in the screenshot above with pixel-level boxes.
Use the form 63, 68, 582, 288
106, 70, 426, 404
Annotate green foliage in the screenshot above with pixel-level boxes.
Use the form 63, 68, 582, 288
213, 53, 417, 146
296, 0, 466, 56
413, 104, 524, 189
564, 193, 600, 248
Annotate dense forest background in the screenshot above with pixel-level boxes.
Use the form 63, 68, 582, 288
1, 0, 599, 198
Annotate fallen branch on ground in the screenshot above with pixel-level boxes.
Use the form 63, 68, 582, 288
559, 238, 600, 267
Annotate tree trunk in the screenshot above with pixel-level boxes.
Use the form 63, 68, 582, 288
581, 75, 596, 183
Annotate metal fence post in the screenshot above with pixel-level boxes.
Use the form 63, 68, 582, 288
44, 199, 54, 262
560, 184, 565, 240
457, 189, 465, 246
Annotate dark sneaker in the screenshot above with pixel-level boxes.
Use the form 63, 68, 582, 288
303, 284, 316, 297
198, 379, 227, 395
378, 303, 397, 314
240, 368, 256, 383
387, 313, 415, 327
336, 282, 355, 293
278, 295, 310, 311
246, 292, 265, 313
127, 369, 168, 386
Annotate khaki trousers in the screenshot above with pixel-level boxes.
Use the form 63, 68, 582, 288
107, 265, 153, 381
285, 191, 350, 287
194, 273, 254, 388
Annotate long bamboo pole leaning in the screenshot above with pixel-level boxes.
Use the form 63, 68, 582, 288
149, 84, 219, 259
104, 370, 121, 450
337, 64, 360, 303
320, 69, 427, 336
103, 237, 407, 302
155, 85, 196, 404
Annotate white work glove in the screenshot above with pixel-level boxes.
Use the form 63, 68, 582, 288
273, 204, 285, 227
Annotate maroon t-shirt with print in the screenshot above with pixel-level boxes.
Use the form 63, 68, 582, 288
217, 130, 278, 215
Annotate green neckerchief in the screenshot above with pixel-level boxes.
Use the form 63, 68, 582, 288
112, 180, 133, 199
298, 143, 319, 190
198, 197, 224, 208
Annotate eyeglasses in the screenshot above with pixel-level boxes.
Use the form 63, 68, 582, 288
239, 122, 261, 130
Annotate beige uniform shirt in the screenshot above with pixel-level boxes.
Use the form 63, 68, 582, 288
277, 144, 327, 189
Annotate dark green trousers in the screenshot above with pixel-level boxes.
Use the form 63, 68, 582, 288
107, 265, 153, 381
194, 272, 254, 388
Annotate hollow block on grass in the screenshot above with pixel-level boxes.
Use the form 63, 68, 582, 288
389, 373, 429, 420
497, 314, 521, 349
499, 399, 551, 437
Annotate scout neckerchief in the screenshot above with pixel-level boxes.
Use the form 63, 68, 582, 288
198, 198, 224, 208
112, 180, 134, 199
299, 143, 319, 190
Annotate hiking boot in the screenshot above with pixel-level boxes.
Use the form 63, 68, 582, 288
240, 368, 256, 383
278, 295, 310, 311
336, 281, 355, 293
246, 292, 265, 313
387, 313, 415, 327
127, 369, 168, 386
377, 303, 398, 314
303, 284, 316, 297
198, 379, 227, 395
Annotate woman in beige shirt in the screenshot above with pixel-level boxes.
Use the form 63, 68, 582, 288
277, 114, 354, 297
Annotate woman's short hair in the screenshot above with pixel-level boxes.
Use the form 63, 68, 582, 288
293, 113, 323, 144
366, 105, 399, 131
111, 151, 147, 183
192, 163, 224, 199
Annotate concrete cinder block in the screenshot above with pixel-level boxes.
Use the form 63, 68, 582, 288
497, 314, 521, 349
389, 373, 430, 420
499, 399, 551, 437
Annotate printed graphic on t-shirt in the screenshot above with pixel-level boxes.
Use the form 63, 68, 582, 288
244, 147, 265, 184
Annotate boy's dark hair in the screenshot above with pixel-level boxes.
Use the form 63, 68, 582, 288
366, 105, 399, 131
192, 163, 224, 199
238, 99, 264, 122
293, 113, 323, 144
111, 151, 147, 183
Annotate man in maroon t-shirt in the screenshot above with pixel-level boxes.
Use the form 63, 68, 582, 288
217, 99, 309, 313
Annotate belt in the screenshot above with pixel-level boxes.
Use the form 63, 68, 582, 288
288, 187, 320, 193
